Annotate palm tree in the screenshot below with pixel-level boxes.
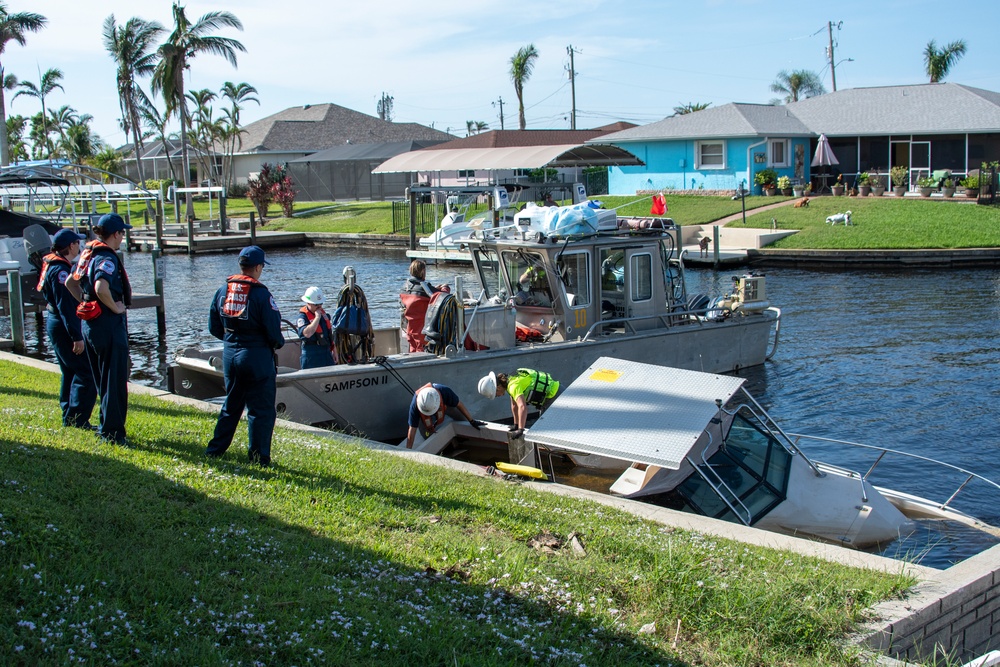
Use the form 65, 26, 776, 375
770, 70, 826, 104
59, 114, 97, 164
186, 87, 218, 182
219, 80, 257, 188
5, 113, 27, 161
672, 102, 711, 116
509, 44, 538, 131
46, 103, 77, 152
152, 2, 244, 218
924, 39, 967, 83
103, 14, 163, 187
12, 66, 62, 157
140, 103, 178, 181
0, 4, 46, 165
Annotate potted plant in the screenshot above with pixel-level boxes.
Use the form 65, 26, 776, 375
961, 174, 979, 198
916, 176, 936, 197
792, 180, 807, 197
831, 174, 845, 196
890, 166, 908, 196
777, 175, 792, 196
870, 174, 886, 197
941, 177, 956, 198
857, 172, 871, 197
754, 168, 778, 196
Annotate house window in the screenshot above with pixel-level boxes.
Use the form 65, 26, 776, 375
769, 139, 789, 167
458, 170, 475, 178
696, 141, 726, 169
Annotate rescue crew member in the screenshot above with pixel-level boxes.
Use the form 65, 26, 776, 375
206, 246, 284, 466
405, 383, 482, 449
295, 285, 335, 369
478, 369, 559, 438
515, 264, 550, 307
38, 228, 96, 429
399, 259, 441, 352
65, 213, 132, 445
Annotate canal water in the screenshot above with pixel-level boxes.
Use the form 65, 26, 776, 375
7, 246, 1000, 567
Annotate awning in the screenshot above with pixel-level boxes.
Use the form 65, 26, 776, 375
372, 143, 644, 174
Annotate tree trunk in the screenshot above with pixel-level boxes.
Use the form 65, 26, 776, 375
0, 85, 9, 166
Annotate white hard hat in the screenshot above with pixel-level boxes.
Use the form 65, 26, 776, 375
478, 372, 498, 399
301, 286, 324, 304
415, 386, 441, 415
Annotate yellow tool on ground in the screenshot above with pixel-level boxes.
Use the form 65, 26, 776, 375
494, 462, 548, 480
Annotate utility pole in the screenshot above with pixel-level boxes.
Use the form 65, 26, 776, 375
566, 45, 578, 130
827, 21, 841, 92
493, 96, 505, 130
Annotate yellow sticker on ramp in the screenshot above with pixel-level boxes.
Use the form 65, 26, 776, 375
589, 369, 623, 383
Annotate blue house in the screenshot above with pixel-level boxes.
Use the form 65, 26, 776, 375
595, 83, 1000, 195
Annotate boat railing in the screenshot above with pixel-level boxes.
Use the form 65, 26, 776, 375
580, 308, 704, 341
785, 433, 1000, 514
687, 444, 753, 526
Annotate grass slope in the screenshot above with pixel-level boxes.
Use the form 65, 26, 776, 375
0, 360, 912, 666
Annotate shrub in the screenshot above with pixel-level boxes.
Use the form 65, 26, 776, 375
776, 175, 791, 190
247, 163, 279, 221
962, 174, 979, 189
274, 176, 297, 218
890, 166, 908, 187
754, 168, 778, 188
227, 182, 249, 198
916, 176, 936, 188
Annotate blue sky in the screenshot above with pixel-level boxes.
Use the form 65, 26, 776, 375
9, 0, 1000, 147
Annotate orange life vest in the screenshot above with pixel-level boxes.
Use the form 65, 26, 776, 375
222, 274, 263, 319
298, 305, 333, 349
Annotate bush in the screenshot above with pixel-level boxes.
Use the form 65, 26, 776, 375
962, 174, 979, 189
754, 168, 778, 188
890, 166, 908, 187
246, 163, 297, 220
227, 182, 249, 198
274, 176, 297, 218
916, 176, 936, 188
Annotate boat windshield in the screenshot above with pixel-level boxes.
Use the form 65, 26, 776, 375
473, 248, 506, 300
676, 413, 791, 525
504, 250, 553, 308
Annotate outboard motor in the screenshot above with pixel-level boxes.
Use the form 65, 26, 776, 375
22, 224, 53, 271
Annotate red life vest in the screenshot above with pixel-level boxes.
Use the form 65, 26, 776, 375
416, 382, 446, 435
651, 194, 667, 216
36, 252, 72, 293
400, 292, 431, 352
222, 274, 263, 319
298, 305, 333, 349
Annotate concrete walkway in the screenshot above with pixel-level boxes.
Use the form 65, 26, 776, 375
681, 198, 799, 266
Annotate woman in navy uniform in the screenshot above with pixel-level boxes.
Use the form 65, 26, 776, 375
206, 246, 284, 466
295, 286, 335, 369
65, 214, 132, 445
38, 228, 96, 429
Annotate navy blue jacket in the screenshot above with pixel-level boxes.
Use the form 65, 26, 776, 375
210, 275, 284, 350
38, 253, 83, 342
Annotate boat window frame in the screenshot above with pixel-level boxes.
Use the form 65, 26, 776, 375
629, 252, 653, 303
472, 247, 506, 301
502, 249, 554, 308
557, 250, 591, 307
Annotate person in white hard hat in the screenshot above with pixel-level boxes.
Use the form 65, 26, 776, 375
478, 369, 559, 438
405, 383, 482, 449
295, 285, 335, 369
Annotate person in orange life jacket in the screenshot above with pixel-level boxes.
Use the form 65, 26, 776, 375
405, 383, 484, 449
399, 259, 442, 352
295, 285, 335, 369
65, 214, 132, 445
205, 246, 284, 466
38, 228, 97, 429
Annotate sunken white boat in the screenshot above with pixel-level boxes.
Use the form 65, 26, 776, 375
171, 203, 782, 442
411, 357, 1000, 550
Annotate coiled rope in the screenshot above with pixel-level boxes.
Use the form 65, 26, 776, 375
334, 283, 374, 364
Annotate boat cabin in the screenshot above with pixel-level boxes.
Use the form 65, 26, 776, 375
468, 213, 686, 346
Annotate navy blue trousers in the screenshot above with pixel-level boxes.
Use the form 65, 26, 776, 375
207, 345, 277, 464
300, 344, 334, 370
83, 313, 129, 443
47, 314, 97, 428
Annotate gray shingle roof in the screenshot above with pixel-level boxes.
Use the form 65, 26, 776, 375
592, 83, 1000, 143
288, 140, 447, 163
230, 104, 454, 154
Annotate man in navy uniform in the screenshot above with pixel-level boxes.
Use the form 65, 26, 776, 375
206, 246, 284, 466
38, 228, 96, 429
66, 213, 132, 444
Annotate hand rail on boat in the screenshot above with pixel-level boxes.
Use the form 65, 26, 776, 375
725, 391, 826, 479
579, 308, 705, 341
784, 433, 1000, 513
764, 307, 781, 360
686, 451, 753, 526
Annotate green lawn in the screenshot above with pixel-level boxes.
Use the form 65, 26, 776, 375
0, 360, 913, 666
730, 197, 1000, 249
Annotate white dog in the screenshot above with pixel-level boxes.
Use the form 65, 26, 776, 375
826, 210, 852, 226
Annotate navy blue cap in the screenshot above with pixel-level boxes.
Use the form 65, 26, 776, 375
238, 245, 270, 266
96, 214, 132, 234
52, 228, 86, 250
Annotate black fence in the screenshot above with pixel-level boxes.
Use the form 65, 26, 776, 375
978, 167, 998, 205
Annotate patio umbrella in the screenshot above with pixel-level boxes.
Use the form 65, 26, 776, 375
811, 133, 839, 167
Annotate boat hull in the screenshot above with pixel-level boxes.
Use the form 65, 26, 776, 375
172, 310, 777, 441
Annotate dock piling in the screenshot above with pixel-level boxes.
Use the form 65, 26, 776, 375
7, 269, 24, 353
249, 212, 257, 245
152, 249, 167, 337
